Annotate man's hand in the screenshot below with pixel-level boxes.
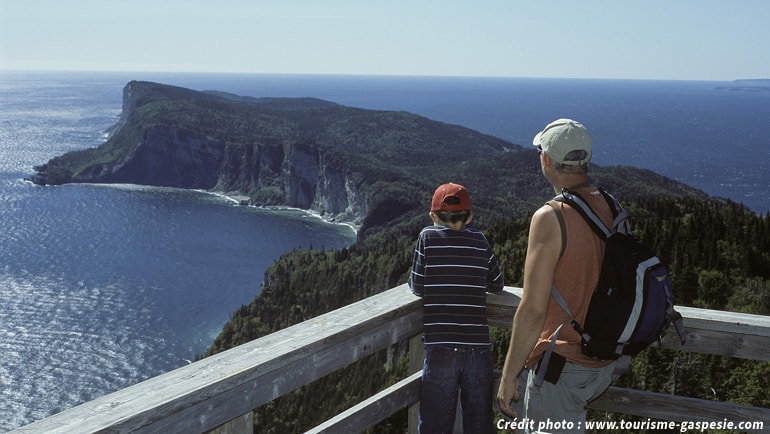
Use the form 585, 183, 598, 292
496, 375, 520, 420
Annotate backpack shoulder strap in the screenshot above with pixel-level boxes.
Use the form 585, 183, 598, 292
597, 188, 632, 234
552, 188, 612, 239
535, 287, 571, 387
536, 286, 591, 387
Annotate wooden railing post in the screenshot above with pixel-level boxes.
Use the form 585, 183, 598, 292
408, 334, 424, 434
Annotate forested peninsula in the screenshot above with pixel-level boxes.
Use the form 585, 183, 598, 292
31, 81, 770, 432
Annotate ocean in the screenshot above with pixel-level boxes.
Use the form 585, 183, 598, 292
0, 71, 768, 431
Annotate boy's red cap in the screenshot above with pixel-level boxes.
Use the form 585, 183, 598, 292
431, 183, 471, 211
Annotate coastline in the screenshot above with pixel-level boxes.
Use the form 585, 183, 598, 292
212, 191, 360, 238
63, 184, 361, 237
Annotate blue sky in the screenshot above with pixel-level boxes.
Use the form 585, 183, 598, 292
1, 0, 768, 81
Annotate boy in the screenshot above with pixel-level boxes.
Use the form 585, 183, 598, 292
409, 182, 504, 434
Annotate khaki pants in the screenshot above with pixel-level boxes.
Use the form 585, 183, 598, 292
523, 361, 615, 434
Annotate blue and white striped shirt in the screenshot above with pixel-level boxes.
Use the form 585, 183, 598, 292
409, 225, 504, 346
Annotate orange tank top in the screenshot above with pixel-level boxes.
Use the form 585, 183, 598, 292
526, 185, 616, 368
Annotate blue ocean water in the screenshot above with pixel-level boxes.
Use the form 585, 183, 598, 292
0, 73, 356, 430
0, 71, 768, 430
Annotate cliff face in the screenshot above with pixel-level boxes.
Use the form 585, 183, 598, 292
214, 140, 367, 225
85, 125, 226, 189
72, 123, 368, 226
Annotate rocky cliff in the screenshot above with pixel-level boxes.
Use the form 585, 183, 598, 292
29, 81, 515, 230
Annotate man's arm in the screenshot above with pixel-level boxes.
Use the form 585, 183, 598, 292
496, 204, 563, 416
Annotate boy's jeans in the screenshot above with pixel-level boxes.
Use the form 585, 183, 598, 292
419, 345, 494, 434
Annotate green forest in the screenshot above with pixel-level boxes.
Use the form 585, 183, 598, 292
206, 187, 770, 433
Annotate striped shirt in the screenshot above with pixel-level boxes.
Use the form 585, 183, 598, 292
408, 225, 504, 346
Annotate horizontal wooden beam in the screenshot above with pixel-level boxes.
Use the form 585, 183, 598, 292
590, 386, 769, 433
486, 288, 770, 361
306, 371, 422, 434
656, 305, 770, 361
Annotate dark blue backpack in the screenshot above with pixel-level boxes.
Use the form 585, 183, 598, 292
536, 187, 686, 385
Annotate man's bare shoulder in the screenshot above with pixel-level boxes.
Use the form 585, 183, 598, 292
531, 203, 558, 226
529, 203, 562, 243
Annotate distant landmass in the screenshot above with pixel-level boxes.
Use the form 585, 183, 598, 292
718, 79, 770, 92
29, 81, 708, 236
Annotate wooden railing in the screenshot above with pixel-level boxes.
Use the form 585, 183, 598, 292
9, 285, 770, 433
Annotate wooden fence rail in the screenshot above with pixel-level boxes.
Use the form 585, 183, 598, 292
9, 284, 770, 433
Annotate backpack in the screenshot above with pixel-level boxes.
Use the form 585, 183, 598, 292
535, 187, 687, 385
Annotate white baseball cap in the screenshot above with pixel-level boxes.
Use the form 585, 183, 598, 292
533, 118, 592, 166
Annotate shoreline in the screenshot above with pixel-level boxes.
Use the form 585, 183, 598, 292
61, 184, 361, 237
211, 191, 360, 238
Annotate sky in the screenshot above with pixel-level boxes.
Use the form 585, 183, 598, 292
1, 0, 769, 81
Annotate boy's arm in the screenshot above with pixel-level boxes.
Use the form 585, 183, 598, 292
408, 234, 426, 297
486, 245, 504, 293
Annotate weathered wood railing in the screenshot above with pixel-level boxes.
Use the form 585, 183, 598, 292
10, 284, 770, 433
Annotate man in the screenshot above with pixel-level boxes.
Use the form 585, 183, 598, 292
497, 119, 616, 433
